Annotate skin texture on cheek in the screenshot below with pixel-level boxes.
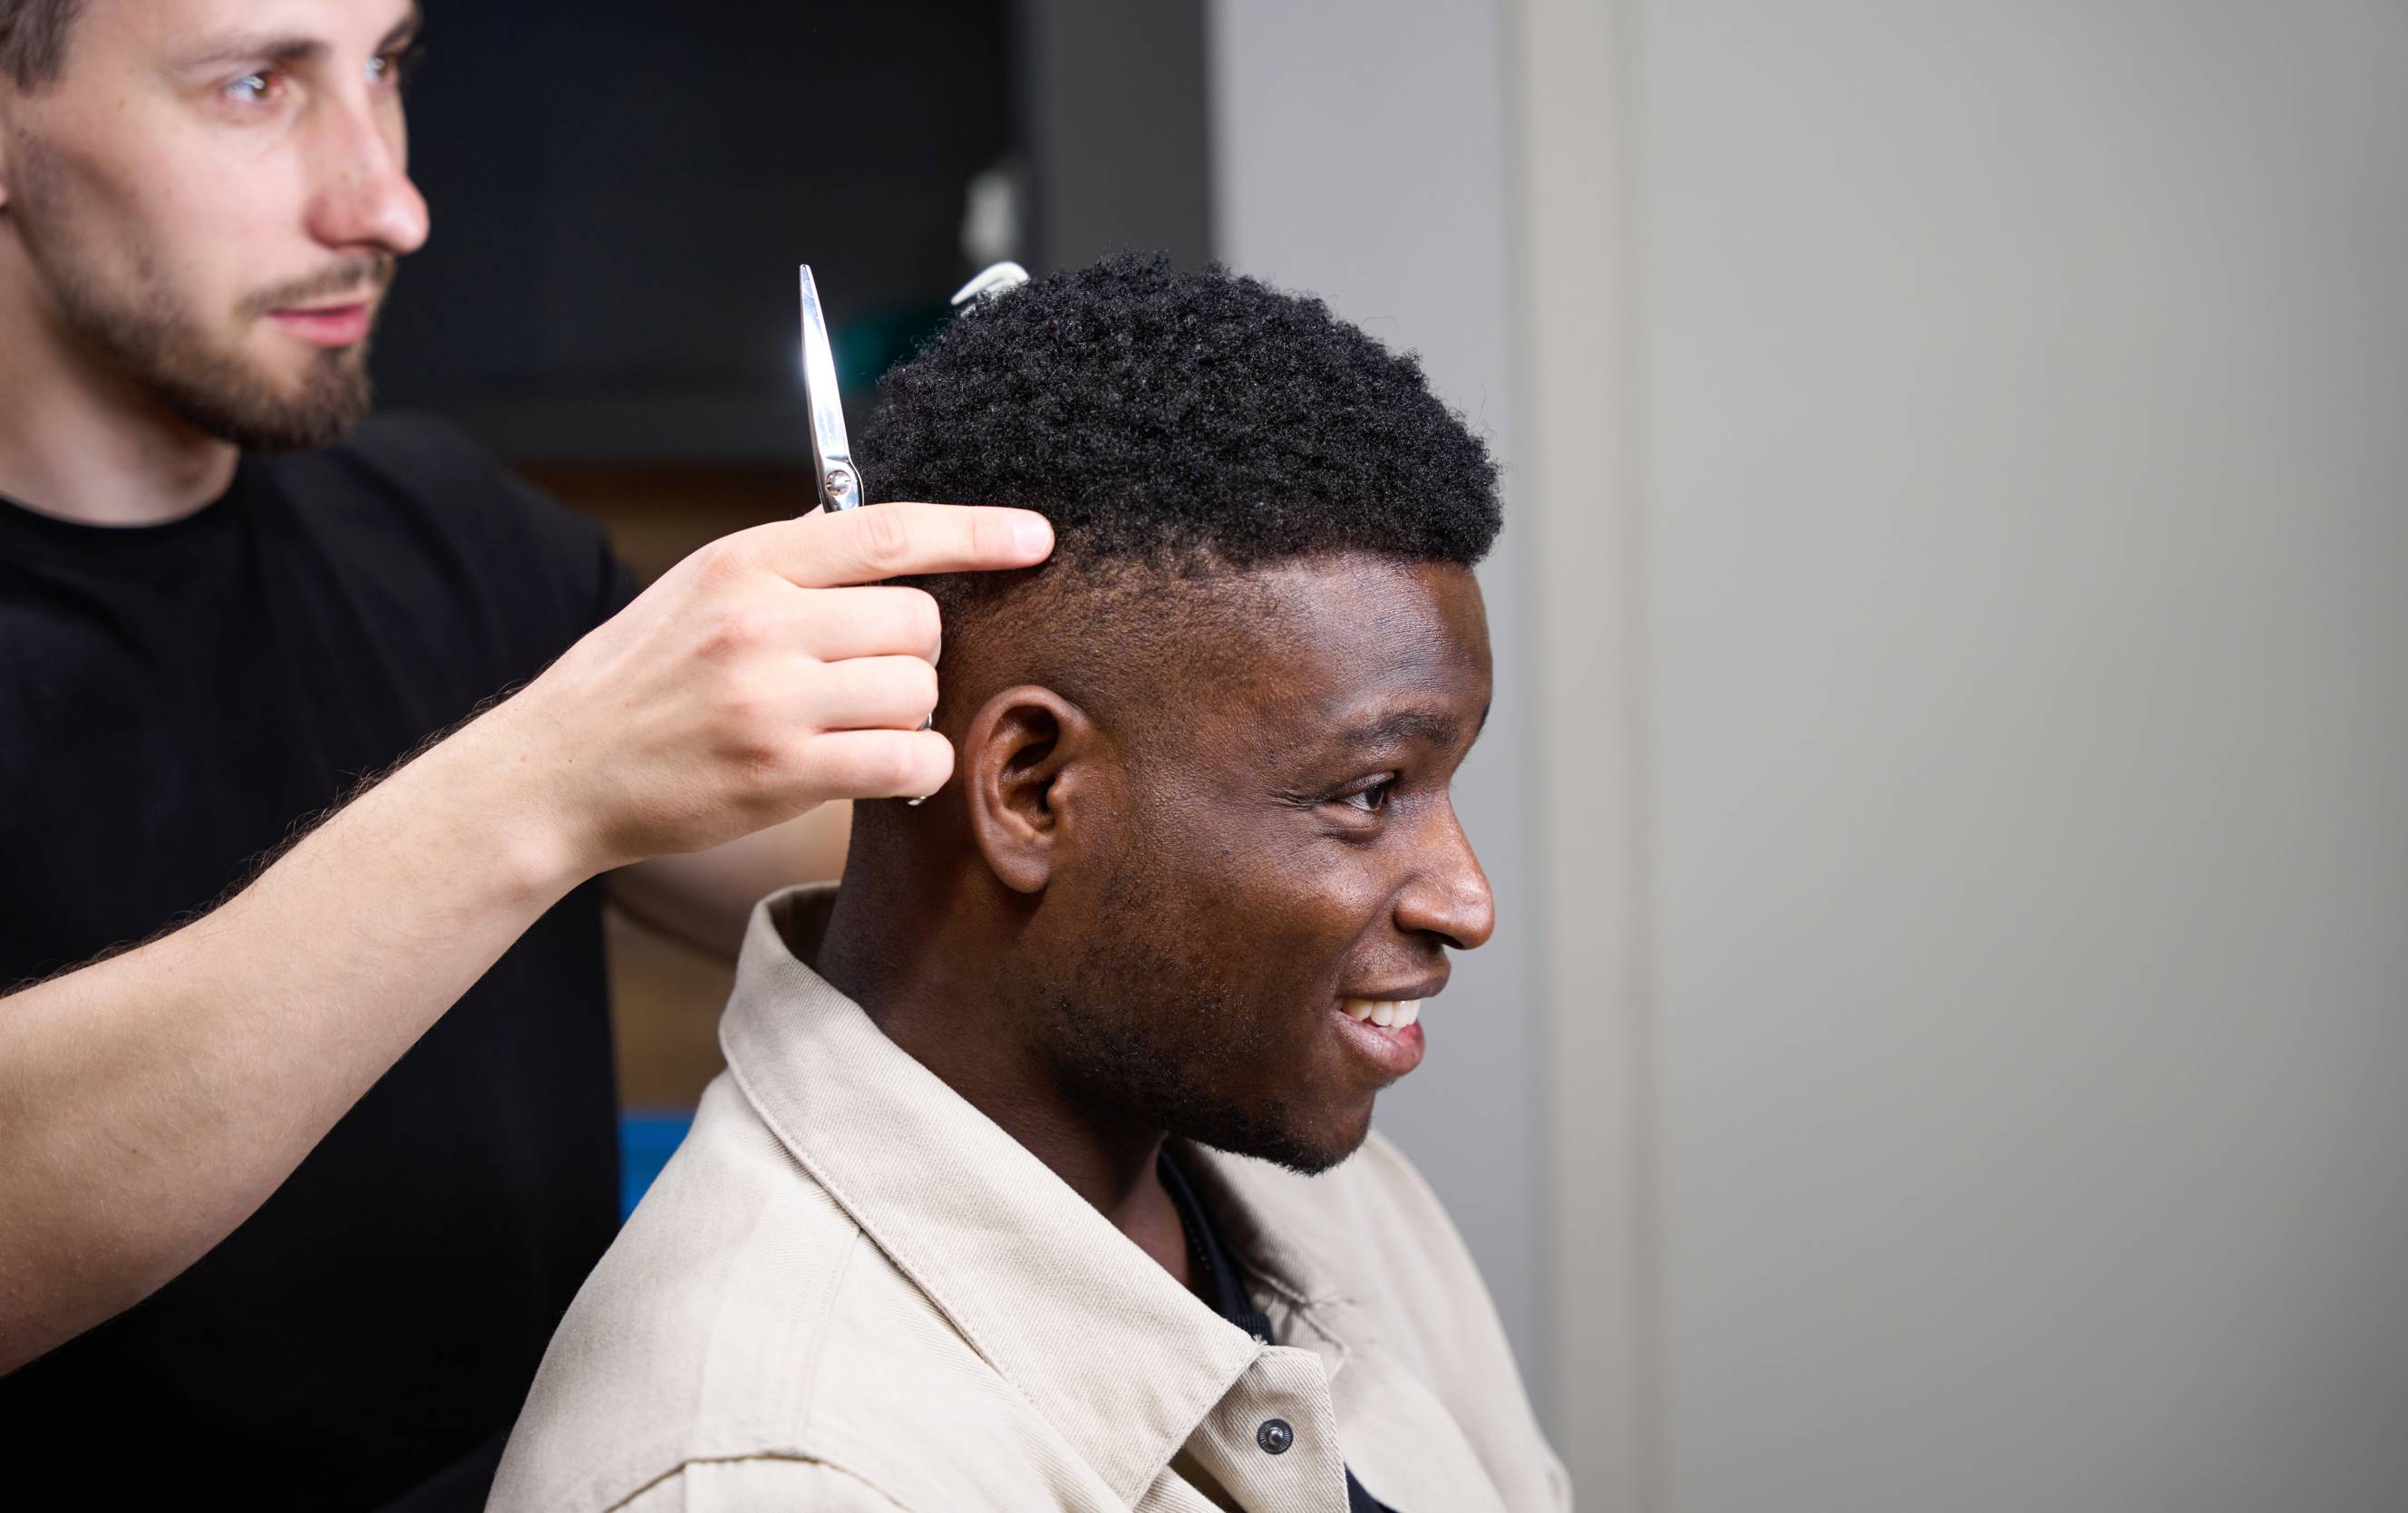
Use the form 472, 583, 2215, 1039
1020, 802, 1369, 1175
24, 198, 377, 447
3, 22, 395, 451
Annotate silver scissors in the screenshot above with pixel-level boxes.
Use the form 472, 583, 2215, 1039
798, 265, 862, 514
798, 262, 1030, 797
799, 259, 1032, 513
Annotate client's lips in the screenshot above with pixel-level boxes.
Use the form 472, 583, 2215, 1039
268, 301, 373, 347
1329, 982, 1442, 1079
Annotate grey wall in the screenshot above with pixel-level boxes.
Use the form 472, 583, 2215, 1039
1021, 0, 1215, 272
1206, 0, 1544, 1379
1630, 3, 2408, 1509
1211, 5, 2408, 1506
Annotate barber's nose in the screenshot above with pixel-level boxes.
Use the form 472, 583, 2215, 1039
309, 105, 430, 257
1395, 808, 1496, 952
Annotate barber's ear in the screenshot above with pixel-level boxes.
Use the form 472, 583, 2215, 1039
0, 111, 24, 216
962, 684, 1105, 895
0, 92, 21, 212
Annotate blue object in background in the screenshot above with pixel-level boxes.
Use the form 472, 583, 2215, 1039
617, 1110, 695, 1220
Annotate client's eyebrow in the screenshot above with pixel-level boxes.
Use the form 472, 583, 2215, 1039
1341, 708, 1477, 748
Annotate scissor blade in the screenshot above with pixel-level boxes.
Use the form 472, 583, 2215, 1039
798, 265, 860, 511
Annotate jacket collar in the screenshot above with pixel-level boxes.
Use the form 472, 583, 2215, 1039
717, 886, 1325, 1505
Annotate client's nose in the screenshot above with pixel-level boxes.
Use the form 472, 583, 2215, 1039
1395, 806, 1495, 951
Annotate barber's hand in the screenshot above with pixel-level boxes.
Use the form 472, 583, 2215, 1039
491, 502, 1052, 875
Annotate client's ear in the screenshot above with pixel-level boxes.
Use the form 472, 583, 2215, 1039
962, 684, 1104, 894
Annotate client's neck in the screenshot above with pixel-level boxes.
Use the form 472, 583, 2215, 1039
813, 832, 1186, 1278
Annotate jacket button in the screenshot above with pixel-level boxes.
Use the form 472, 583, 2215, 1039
1257, 1418, 1295, 1455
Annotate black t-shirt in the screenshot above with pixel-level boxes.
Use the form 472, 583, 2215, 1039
0, 415, 636, 1510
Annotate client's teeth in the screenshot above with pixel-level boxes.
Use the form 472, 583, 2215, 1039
1341, 997, 1427, 1030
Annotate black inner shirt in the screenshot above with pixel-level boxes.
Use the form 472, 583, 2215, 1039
1158, 1149, 1401, 1513
0, 415, 636, 1511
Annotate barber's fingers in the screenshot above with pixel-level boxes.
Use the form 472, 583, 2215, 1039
803, 727, 956, 801
795, 586, 945, 663
807, 655, 939, 732
758, 502, 1053, 589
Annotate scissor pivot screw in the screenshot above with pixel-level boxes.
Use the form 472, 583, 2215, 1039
823, 465, 858, 504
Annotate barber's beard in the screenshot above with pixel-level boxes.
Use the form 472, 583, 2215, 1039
15, 142, 390, 452
48, 252, 389, 453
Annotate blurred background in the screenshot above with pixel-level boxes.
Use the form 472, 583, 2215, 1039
374, 3, 2408, 1509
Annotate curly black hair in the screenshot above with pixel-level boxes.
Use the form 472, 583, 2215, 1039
859, 255, 1500, 573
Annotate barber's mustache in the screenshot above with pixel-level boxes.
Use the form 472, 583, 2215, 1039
242, 255, 397, 316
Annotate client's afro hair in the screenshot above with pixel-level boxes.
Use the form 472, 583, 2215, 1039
859, 255, 1500, 572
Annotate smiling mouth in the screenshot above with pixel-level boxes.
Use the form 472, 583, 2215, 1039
1338, 996, 1421, 1029
1329, 993, 1432, 1080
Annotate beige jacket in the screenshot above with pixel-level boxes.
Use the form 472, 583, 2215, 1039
490, 887, 1568, 1512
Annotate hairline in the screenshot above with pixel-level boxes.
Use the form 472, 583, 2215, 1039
922, 547, 1483, 744
0, 0, 83, 90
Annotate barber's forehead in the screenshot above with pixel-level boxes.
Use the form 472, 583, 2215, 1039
90, 0, 415, 47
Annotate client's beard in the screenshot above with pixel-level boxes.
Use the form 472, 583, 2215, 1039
49, 253, 393, 453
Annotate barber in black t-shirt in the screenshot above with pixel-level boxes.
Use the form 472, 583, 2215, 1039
0, 4, 1052, 1508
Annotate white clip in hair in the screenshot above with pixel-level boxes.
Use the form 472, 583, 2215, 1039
949, 261, 1033, 311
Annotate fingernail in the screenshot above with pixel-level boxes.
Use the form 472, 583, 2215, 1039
1013, 515, 1054, 558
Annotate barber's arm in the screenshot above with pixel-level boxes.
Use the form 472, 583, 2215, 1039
606, 800, 851, 961
0, 503, 1049, 1374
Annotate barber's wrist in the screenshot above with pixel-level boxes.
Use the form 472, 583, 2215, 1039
410, 698, 609, 907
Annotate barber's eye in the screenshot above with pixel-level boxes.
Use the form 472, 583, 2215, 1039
369, 44, 426, 90
223, 71, 282, 104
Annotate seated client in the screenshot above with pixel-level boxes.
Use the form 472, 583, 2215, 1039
490, 258, 1568, 1513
